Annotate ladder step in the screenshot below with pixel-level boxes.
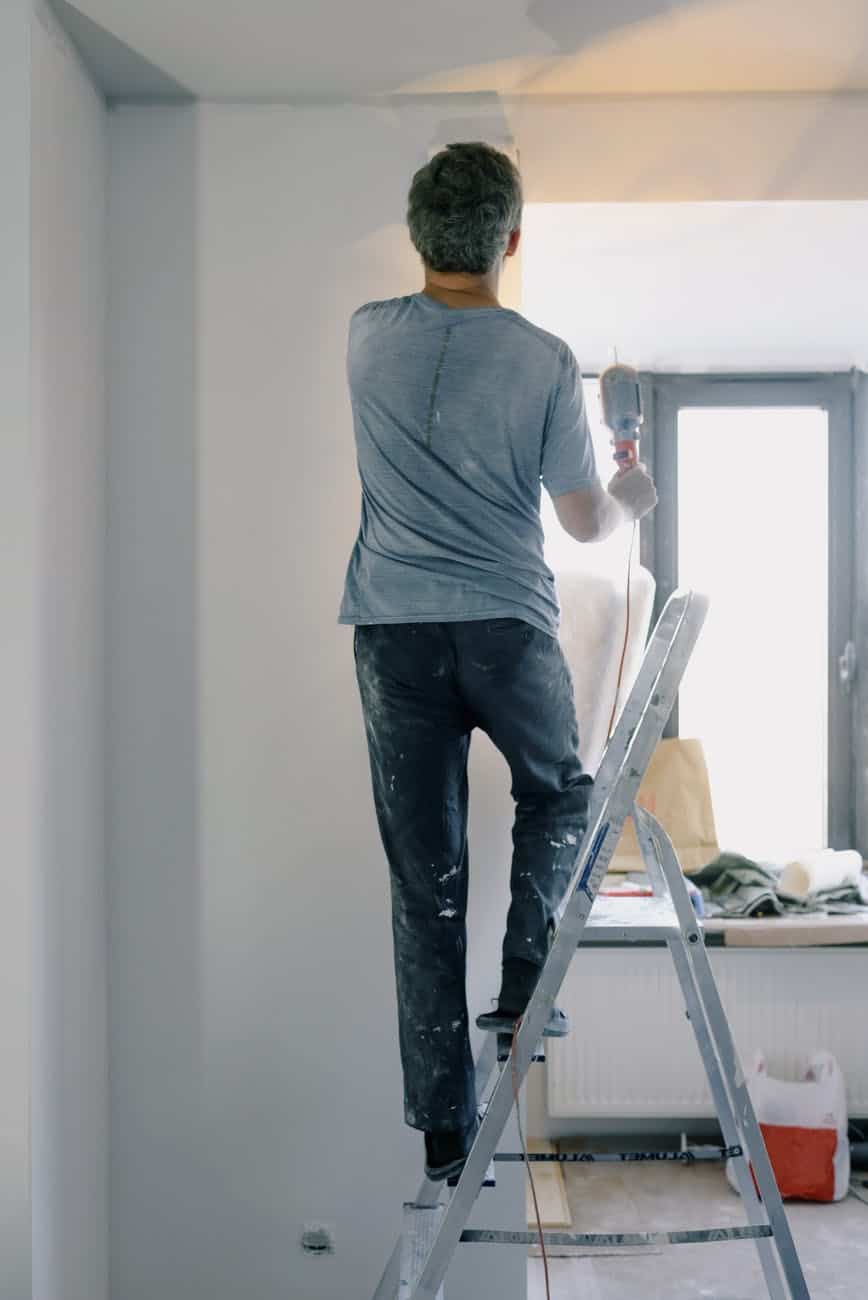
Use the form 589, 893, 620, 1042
495, 1144, 743, 1164
497, 1031, 545, 1063
583, 893, 684, 942
399, 1204, 445, 1300
447, 1161, 496, 1189
460, 1225, 774, 1248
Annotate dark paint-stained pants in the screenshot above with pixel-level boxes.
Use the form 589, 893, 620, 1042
354, 618, 592, 1135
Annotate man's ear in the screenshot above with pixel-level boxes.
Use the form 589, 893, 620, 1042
506, 229, 521, 258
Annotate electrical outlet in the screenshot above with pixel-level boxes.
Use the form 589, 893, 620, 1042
301, 1221, 336, 1257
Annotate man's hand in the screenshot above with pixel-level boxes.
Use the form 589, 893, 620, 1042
552, 465, 657, 543
607, 464, 658, 523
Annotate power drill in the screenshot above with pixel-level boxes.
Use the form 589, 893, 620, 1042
600, 364, 643, 474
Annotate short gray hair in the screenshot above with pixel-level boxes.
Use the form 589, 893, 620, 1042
407, 142, 523, 275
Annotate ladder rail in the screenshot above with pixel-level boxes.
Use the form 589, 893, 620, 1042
461, 1225, 774, 1248
633, 807, 792, 1300
594, 585, 692, 788
380, 588, 810, 1300
372, 1036, 498, 1300
638, 809, 811, 1300
377, 590, 703, 1299
399, 1205, 445, 1300
407, 591, 709, 1299
551, 586, 702, 931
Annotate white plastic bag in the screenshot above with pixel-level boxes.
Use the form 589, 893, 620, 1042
726, 1050, 849, 1202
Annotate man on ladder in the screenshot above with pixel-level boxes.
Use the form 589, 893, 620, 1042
339, 141, 657, 1182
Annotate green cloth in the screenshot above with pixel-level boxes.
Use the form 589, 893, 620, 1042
689, 852, 868, 919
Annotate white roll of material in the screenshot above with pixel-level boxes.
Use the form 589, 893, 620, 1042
779, 848, 863, 899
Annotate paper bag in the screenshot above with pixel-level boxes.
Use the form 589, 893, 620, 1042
608, 737, 719, 875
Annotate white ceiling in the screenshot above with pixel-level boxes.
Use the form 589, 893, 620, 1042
65, 0, 868, 100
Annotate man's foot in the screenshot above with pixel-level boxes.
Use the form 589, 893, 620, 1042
476, 1004, 570, 1037
424, 1117, 479, 1182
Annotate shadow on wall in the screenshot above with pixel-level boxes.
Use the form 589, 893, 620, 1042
50, 0, 195, 100
393, 0, 708, 99
526, 0, 699, 49
55, 0, 706, 102
760, 22, 868, 197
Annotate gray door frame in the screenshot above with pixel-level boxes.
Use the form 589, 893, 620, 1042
639, 373, 855, 850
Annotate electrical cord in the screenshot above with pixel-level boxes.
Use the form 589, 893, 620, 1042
510, 517, 638, 1300
607, 521, 637, 742
511, 1019, 551, 1300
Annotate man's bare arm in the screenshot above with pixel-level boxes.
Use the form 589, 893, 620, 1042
552, 465, 658, 543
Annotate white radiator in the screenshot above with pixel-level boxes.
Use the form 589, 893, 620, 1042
547, 947, 868, 1119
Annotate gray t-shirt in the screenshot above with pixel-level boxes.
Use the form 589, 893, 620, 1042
339, 292, 599, 637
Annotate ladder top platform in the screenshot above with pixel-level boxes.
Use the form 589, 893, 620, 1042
584, 892, 690, 941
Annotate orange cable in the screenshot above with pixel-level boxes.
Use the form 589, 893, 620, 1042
511, 1019, 551, 1300
504, 509, 634, 1300
607, 521, 637, 742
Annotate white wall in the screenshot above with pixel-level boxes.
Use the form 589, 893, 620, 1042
0, 3, 35, 1297
30, 4, 109, 1298
104, 88, 868, 1300
106, 99, 524, 1300
198, 102, 526, 1300
523, 200, 868, 373
509, 92, 868, 202
106, 104, 203, 1300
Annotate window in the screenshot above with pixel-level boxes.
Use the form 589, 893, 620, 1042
650, 377, 854, 858
677, 406, 828, 861
540, 370, 854, 857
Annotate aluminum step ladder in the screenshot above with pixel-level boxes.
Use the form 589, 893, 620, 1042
374, 589, 810, 1300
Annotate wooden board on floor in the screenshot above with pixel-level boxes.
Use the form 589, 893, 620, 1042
526, 1138, 571, 1229
530, 1137, 661, 1258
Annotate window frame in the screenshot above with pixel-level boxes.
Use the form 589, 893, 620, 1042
638, 372, 855, 850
